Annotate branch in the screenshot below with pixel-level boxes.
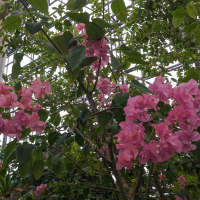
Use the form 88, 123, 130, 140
73, 125, 112, 165
108, 64, 121, 91
95, 136, 120, 200
62, 153, 88, 175
91, 58, 101, 93
19, 0, 69, 65
129, 165, 144, 199
153, 167, 169, 200
79, 182, 120, 192
146, 162, 153, 200
92, 107, 122, 116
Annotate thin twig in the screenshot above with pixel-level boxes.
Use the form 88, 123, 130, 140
62, 154, 88, 175
19, 0, 69, 65
92, 107, 122, 115
79, 182, 120, 192
91, 58, 101, 93
73, 125, 112, 165
108, 64, 121, 91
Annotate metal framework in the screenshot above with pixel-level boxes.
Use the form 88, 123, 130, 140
1, 0, 184, 147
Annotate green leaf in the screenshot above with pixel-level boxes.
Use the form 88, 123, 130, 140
79, 57, 98, 68
50, 62, 57, 76
21, 128, 31, 139
183, 21, 197, 31
176, 189, 185, 199
120, 45, 143, 58
67, 0, 77, 10
52, 152, 63, 164
18, 156, 32, 178
80, 108, 90, 123
63, 31, 73, 43
14, 82, 21, 91
130, 79, 152, 94
26, 0, 48, 15
180, 68, 200, 83
91, 127, 102, 140
83, 188, 90, 198
194, 31, 200, 44
2, 75, 8, 82
33, 160, 44, 180
56, 134, 67, 147
11, 53, 24, 79
75, 133, 84, 146
71, 106, 81, 118
48, 132, 59, 146
111, 0, 127, 22
172, 8, 186, 27
55, 22, 63, 31
191, 141, 200, 160
44, 42, 55, 51
69, 45, 86, 70
83, 143, 91, 157
0, 169, 6, 177
102, 174, 112, 186
3, 149, 16, 168
68, 35, 84, 48
2, 16, 22, 31
107, 46, 120, 70
66, 65, 79, 81
16, 144, 34, 164
66, 12, 89, 23
164, 170, 174, 180
65, 162, 75, 173
52, 35, 69, 55
114, 93, 129, 106
34, 12, 49, 20
82, 166, 92, 174
32, 150, 43, 162
92, 18, 115, 28
37, 144, 47, 152
64, 19, 72, 26
85, 22, 106, 40
74, 0, 86, 10
50, 112, 61, 126
78, 70, 85, 83
186, 2, 197, 19
128, 57, 148, 65
97, 112, 113, 127
10, 10, 27, 17
25, 22, 42, 34
64, 184, 71, 192
38, 109, 49, 122
52, 161, 62, 177
47, 155, 54, 169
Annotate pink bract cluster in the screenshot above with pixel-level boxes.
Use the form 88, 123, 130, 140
175, 175, 187, 200
76, 23, 109, 71
178, 175, 187, 189
0, 78, 51, 140
114, 76, 200, 170
97, 77, 129, 107
34, 184, 47, 196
